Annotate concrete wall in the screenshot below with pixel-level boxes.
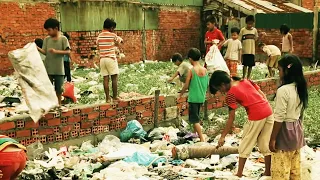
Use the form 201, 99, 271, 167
1, 70, 319, 147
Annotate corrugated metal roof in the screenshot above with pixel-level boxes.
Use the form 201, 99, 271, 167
284, 2, 313, 13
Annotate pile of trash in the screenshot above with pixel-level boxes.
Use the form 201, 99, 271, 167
19, 120, 320, 180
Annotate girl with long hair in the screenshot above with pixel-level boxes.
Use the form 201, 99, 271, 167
269, 54, 308, 179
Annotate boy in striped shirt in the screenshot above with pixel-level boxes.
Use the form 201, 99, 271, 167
97, 18, 123, 102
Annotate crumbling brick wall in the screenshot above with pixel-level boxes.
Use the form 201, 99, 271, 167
1, 70, 319, 146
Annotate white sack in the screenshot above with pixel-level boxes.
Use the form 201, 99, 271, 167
8, 43, 58, 122
205, 45, 230, 75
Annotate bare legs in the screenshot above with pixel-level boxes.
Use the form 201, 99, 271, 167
243, 66, 253, 79
236, 155, 271, 177
103, 74, 118, 103
193, 123, 204, 142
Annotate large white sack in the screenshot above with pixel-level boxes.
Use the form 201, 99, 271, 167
205, 45, 230, 75
8, 43, 58, 122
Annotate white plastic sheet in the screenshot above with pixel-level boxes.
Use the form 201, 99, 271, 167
8, 43, 58, 122
205, 45, 230, 75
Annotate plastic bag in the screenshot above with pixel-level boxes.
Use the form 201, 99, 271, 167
62, 82, 77, 103
26, 141, 43, 160
8, 43, 58, 122
123, 152, 167, 167
120, 120, 147, 142
205, 45, 230, 75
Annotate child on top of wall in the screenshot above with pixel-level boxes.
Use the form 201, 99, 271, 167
180, 48, 209, 142
204, 16, 225, 68
0, 135, 27, 180
269, 54, 308, 180
209, 70, 274, 179
63, 32, 72, 82
35, 38, 46, 62
280, 24, 293, 55
168, 53, 193, 86
97, 18, 123, 103
222, 27, 242, 76
37, 18, 71, 108
239, 15, 265, 79
258, 43, 281, 78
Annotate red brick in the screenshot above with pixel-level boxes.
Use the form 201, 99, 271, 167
118, 100, 128, 108
177, 97, 187, 103
25, 121, 39, 129
48, 118, 61, 126
106, 110, 117, 117
61, 110, 73, 117
141, 98, 152, 104
135, 105, 145, 112
0, 122, 15, 131
100, 118, 111, 125
68, 116, 81, 123
61, 125, 73, 132
39, 129, 54, 135
88, 112, 99, 120
142, 111, 153, 117
81, 121, 93, 129
81, 107, 94, 114
100, 104, 111, 111
16, 130, 31, 138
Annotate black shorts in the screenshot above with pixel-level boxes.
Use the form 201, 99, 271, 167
242, 54, 255, 67
188, 103, 202, 124
49, 75, 64, 94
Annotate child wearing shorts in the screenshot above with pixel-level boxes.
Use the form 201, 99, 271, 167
259, 43, 281, 77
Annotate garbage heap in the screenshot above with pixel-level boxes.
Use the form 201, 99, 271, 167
19, 120, 320, 180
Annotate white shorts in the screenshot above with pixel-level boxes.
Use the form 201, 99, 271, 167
100, 57, 119, 76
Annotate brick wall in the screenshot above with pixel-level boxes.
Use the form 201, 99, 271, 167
302, 0, 314, 10
256, 28, 313, 59
1, 70, 319, 146
0, 2, 57, 76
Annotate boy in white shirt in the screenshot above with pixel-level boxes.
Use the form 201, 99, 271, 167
258, 43, 281, 77
168, 53, 193, 86
222, 27, 242, 76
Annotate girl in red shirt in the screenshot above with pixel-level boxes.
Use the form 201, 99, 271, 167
209, 71, 274, 179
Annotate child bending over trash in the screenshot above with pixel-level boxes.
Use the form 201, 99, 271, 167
0, 135, 27, 179
258, 43, 281, 78
179, 48, 209, 142
97, 18, 123, 102
168, 53, 192, 86
209, 70, 274, 179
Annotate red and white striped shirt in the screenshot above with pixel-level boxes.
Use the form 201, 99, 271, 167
97, 30, 123, 59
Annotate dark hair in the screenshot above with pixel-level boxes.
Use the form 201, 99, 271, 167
209, 70, 241, 94
35, 38, 43, 48
280, 24, 290, 35
258, 42, 266, 48
231, 27, 240, 34
188, 48, 201, 61
278, 54, 308, 109
206, 16, 216, 24
245, 15, 255, 23
63, 32, 70, 40
44, 18, 60, 30
171, 53, 183, 62
104, 18, 116, 29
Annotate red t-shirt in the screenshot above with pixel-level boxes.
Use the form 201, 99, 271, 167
205, 28, 225, 54
226, 80, 273, 121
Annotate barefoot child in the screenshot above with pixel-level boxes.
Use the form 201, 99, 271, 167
280, 24, 293, 55
222, 27, 242, 76
258, 43, 281, 77
168, 53, 192, 86
97, 18, 123, 102
180, 48, 209, 142
269, 55, 308, 180
209, 70, 274, 178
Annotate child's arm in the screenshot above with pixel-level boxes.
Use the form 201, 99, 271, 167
37, 47, 46, 55
179, 69, 192, 97
238, 41, 242, 63
49, 48, 70, 55
168, 71, 179, 82
217, 108, 236, 148
288, 33, 294, 53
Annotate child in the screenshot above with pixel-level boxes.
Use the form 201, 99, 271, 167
37, 18, 71, 107
168, 53, 192, 85
0, 135, 27, 179
222, 27, 242, 76
180, 48, 209, 142
269, 55, 308, 180
209, 70, 274, 179
239, 15, 263, 79
280, 24, 293, 55
35, 38, 46, 62
63, 32, 72, 82
97, 18, 123, 102
205, 16, 225, 68
258, 43, 281, 77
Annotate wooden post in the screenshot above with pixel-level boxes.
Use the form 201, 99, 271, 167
204, 100, 208, 121
142, 7, 147, 61
154, 90, 160, 128
313, 5, 319, 63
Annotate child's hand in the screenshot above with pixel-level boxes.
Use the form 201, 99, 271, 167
49, 48, 57, 54
269, 139, 276, 152
0, 170, 3, 178
217, 136, 225, 148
